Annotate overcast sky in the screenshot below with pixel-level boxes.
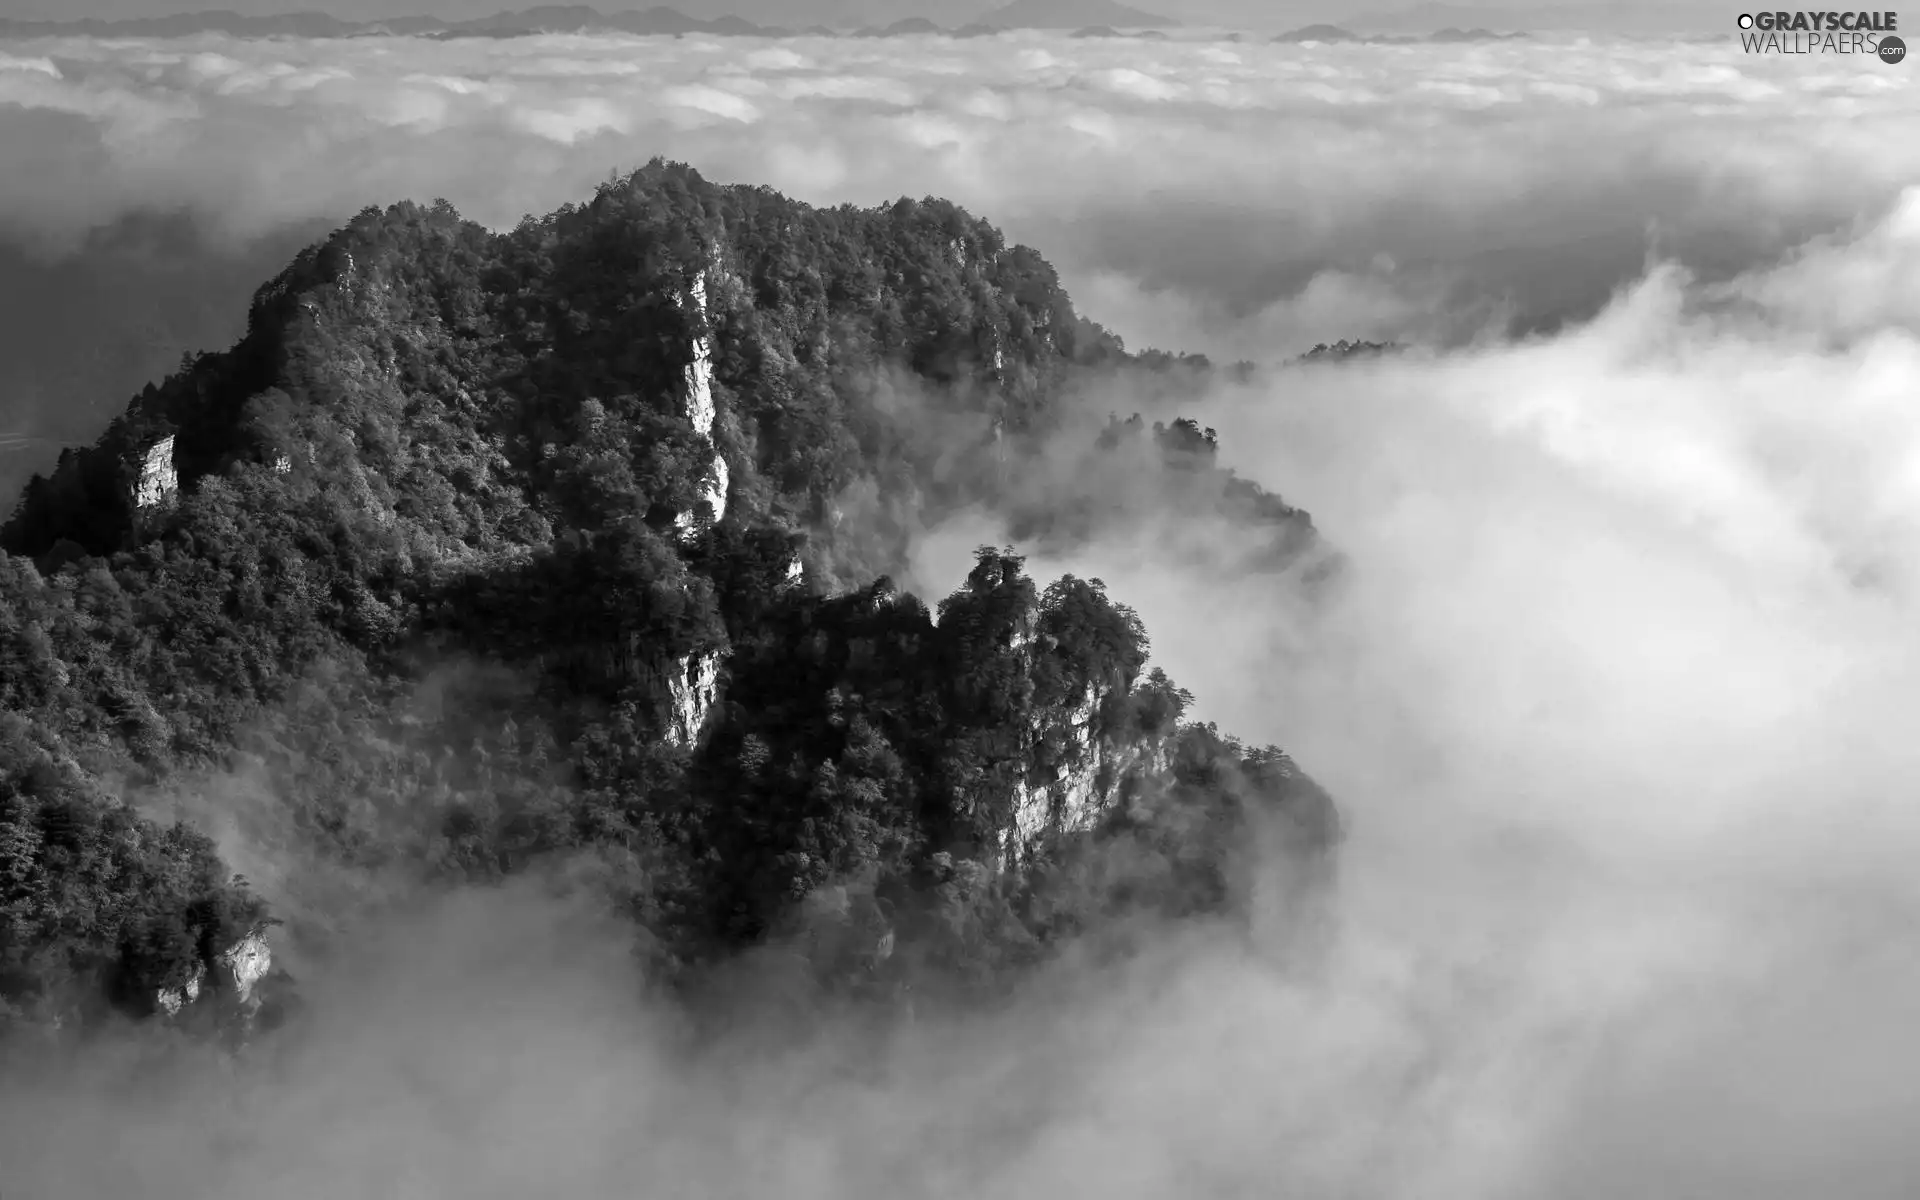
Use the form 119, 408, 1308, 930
0, 0, 1738, 33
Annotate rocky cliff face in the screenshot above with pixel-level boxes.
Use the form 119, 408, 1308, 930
659, 271, 732, 746
1003, 681, 1175, 866
219, 926, 272, 1009
128, 434, 178, 509
674, 272, 729, 540
154, 925, 273, 1021
154, 961, 204, 1018
667, 649, 723, 748
1012, 690, 1105, 847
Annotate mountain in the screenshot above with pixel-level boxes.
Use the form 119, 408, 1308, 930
1274, 22, 1366, 41
1272, 22, 1525, 43
352, 15, 454, 34
855, 16, 944, 35
0, 162, 1337, 1038
1349, 0, 1716, 34
0, 3, 1186, 38
0, 7, 358, 36
442, 4, 717, 35
0, 5, 780, 38
1071, 22, 1181, 39
1428, 25, 1528, 40
976, 0, 1176, 30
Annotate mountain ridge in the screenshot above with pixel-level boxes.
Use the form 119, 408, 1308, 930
1272, 21, 1528, 43
0, 1, 1177, 39
0, 160, 1337, 1041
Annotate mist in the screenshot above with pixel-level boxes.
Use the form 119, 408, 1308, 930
911, 183, 1920, 1196
5, 20, 1920, 1200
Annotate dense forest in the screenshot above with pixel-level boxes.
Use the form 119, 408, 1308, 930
0, 161, 1339, 1039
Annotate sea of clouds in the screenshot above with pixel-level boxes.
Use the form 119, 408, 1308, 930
2, 28, 1916, 351
3, 25, 1920, 1200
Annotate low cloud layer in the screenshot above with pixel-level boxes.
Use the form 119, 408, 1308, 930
1, 29, 1916, 356
910, 181, 1920, 1196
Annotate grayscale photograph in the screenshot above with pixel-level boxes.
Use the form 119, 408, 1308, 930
0, 0, 1913, 1195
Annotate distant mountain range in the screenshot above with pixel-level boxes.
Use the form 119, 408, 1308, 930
1069, 24, 1169, 38
1349, 0, 1722, 34
0, 0, 1175, 39
977, 0, 1172, 28
1272, 22, 1527, 43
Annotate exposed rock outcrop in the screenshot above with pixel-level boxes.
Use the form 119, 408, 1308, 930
667, 650, 722, 747
155, 962, 205, 1018
152, 925, 272, 1021
675, 272, 729, 539
683, 275, 716, 438
129, 435, 178, 509
219, 927, 272, 1008
703, 453, 730, 524
1011, 689, 1103, 846
1005, 682, 1170, 865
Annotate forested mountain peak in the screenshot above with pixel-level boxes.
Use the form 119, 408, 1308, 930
0, 161, 1337, 1038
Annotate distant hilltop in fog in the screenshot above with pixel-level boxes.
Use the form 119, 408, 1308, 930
1272, 23, 1528, 43
1348, 0, 1723, 35
1069, 24, 1169, 38
0, 0, 1176, 39
974, 0, 1173, 29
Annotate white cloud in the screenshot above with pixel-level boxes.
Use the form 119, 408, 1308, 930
903, 175, 1920, 1195
0, 30, 1913, 349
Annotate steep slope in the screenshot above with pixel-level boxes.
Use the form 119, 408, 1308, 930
0, 162, 1336, 1033
0, 213, 334, 527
